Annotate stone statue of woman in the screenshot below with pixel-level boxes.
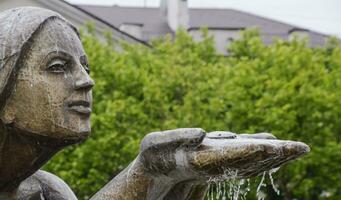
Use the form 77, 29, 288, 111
0, 7, 309, 200
0, 7, 93, 199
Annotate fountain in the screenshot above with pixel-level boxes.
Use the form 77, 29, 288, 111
0, 7, 309, 200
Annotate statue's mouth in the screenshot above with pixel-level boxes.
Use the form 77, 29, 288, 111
188, 137, 310, 179
67, 100, 92, 116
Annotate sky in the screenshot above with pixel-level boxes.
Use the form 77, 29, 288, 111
66, 0, 341, 38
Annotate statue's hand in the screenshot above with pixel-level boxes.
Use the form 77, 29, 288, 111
139, 128, 205, 178
138, 129, 308, 182
138, 131, 276, 174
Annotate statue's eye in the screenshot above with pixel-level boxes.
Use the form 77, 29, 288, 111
80, 55, 90, 74
47, 59, 67, 73
84, 64, 90, 74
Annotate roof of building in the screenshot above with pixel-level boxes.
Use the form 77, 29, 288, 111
59, 0, 151, 46
0, 0, 150, 46
77, 5, 172, 41
77, 5, 327, 46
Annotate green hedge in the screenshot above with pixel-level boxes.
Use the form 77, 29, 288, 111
44, 28, 341, 200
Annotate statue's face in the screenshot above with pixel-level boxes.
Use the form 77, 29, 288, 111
1, 19, 94, 140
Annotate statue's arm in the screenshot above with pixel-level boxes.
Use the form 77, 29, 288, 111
90, 160, 152, 200
90, 160, 208, 200
16, 170, 77, 200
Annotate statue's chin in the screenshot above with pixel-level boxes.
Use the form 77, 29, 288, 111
42, 130, 90, 147
58, 130, 90, 144
34, 132, 90, 147
7, 123, 90, 147
188, 137, 310, 180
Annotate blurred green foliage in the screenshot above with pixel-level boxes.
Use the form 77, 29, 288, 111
44, 28, 341, 200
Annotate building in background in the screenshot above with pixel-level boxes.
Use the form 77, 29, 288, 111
78, 0, 327, 54
0, 0, 327, 54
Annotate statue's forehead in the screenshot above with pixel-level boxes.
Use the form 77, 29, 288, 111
30, 19, 84, 57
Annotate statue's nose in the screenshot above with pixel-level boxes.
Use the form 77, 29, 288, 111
74, 66, 95, 91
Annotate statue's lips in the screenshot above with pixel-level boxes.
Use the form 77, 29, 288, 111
67, 100, 92, 116
188, 137, 310, 179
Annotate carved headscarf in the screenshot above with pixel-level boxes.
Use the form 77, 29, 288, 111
0, 7, 78, 111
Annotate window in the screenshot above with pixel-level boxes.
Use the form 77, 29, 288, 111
119, 23, 143, 39
289, 29, 309, 41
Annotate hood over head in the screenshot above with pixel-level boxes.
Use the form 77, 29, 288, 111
0, 7, 78, 111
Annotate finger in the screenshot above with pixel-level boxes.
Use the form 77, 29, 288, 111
206, 131, 237, 139
140, 128, 206, 152
239, 133, 277, 139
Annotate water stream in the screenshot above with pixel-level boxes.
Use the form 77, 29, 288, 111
205, 168, 280, 200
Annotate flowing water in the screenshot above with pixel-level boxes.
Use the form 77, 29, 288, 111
205, 168, 280, 200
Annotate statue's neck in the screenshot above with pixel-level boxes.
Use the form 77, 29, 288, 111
0, 124, 62, 191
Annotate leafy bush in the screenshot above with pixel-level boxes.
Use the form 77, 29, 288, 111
44, 28, 341, 200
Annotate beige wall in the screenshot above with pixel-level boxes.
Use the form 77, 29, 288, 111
189, 29, 241, 54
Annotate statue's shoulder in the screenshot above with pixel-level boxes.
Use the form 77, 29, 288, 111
17, 170, 77, 200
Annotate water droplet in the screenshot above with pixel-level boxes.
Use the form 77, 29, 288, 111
269, 168, 280, 195
256, 172, 267, 200
204, 168, 280, 200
